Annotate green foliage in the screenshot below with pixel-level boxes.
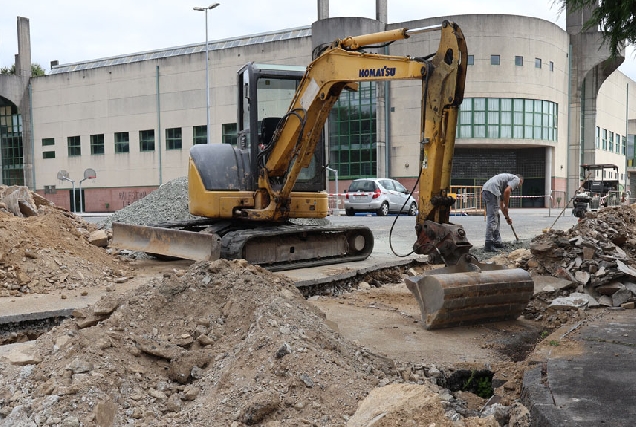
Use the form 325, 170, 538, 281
31, 63, 46, 76
540, 330, 550, 339
462, 370, 494, 398
0, 63, 46, 76
557, 0, 636, 57
476, 376, 494, 398
549, 340, 560, 346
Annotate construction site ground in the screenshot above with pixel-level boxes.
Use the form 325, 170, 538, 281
0, 200, 635, 426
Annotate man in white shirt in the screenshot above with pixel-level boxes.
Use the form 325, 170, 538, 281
481, 173, 524, 252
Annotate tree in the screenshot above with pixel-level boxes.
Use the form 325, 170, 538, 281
0, 63, 46, 76
557, 0, 636, 57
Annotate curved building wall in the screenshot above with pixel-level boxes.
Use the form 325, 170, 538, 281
383, 15, 569, 202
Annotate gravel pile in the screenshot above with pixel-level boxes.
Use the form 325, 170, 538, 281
99, 177, 203, 229
99, 176, 330, 230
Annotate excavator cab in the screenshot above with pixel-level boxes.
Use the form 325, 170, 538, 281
236, 63, 325, 192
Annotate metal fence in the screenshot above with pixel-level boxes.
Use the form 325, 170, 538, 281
327, 187, 576, 216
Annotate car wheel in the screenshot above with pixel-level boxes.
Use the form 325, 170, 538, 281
407, 202, 417, 216
346, 208, 355, 216
377, 202, 389, 216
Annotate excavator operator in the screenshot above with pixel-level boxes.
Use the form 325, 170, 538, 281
481, 173, 524, 252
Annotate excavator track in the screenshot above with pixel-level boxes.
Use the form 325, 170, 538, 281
111, 221, 374, 272
220, 224, 374, 271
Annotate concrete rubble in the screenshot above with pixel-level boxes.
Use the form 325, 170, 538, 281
525, 205, 636, 310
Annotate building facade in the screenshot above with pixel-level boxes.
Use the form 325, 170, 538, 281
1, 3, 635, 212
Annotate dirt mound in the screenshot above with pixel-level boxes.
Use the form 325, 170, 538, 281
0, 259, 505, 426
0, 202, 128, 298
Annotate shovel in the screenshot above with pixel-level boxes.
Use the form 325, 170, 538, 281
508, 221, 520, 241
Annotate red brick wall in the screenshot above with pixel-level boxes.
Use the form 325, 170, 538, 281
37, 186, 159, 213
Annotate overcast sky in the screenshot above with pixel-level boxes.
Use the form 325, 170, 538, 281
1, 0, 634, 81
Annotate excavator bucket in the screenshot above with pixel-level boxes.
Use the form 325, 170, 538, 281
405, 261, 533, 330
111, 222, 221, 261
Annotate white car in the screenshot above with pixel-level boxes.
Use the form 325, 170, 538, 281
344, 178, 417, 216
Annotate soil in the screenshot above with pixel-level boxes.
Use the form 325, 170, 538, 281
0, 205, 130, 298
0, 199, 618, 426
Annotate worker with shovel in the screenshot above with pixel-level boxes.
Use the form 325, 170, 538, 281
482, 173, 524, 252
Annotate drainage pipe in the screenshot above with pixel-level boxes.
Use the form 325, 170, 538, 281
156, 65, 163, 185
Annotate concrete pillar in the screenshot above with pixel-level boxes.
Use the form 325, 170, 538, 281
16, 17, 31, 77
566, 4, 624, 199
375, 0, 387, 24
317, 0, 329, 21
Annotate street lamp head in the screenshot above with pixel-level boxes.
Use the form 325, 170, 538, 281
193, 6, 206, 11
209, 3, 220, 9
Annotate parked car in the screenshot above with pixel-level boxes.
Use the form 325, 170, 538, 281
344, 178, 417, 216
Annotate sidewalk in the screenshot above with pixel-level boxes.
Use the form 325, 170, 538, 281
522, 309, 636, 426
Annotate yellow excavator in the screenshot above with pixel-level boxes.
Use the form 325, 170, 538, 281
112, 21, 533, 328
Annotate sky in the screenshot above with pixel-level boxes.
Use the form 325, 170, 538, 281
0, 0, 634, 81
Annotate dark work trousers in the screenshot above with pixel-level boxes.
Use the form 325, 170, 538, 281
482, 190, 502, 244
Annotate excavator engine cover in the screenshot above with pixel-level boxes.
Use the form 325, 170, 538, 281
405, 257, 533, 330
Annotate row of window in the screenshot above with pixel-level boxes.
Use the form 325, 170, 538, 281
328, 81, 377, 178
456, 98, 558, 141
595, 126, 626, 155
41, 124, 239, 159
467, 55, 554, 71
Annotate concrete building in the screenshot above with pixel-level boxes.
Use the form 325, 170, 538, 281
1, 1, 635, 213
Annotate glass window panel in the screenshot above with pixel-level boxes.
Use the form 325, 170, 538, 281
474, 111, 486, 125
488, 111, 499, 124
500, 126, 512, 138
90, 134, 105, 155
474, 126, 486, 138
525, 99, 534, 111
501, 99, 512, 111
222, 123, 237, 145
490, 55, 500, 65
459, 126, 472, 138
166, 127, 183, 150
488, 98, 499, 110
487, 125, 499, 138
67, 136, 81, 157
524, 111, 533, 125
513, 99, 524, 111
139, 129, 155, 151
193, 125, 207, 145
114, 132, 130, 153
473, 98, 486, 110
501, 111, 512, 125
514, 126, 524, 138
459, 111, 472, 124
524, 125, 533, 138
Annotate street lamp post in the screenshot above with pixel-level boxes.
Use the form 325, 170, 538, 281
193, 3, 220, 145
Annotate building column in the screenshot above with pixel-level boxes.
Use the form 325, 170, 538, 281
566, 4, 623, 199
317, 0, 328, 21
16, 17, 34, 189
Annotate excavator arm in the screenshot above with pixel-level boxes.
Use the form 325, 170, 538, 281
241, 21, 468, 224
